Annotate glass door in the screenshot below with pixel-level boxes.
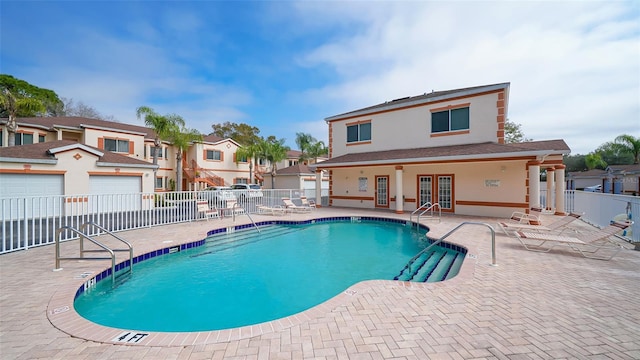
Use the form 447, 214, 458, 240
418, 175, 433, 208
437, 175, 452, 210
375, 176, 389, 208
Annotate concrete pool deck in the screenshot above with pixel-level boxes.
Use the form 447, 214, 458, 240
1, 208, 639, 359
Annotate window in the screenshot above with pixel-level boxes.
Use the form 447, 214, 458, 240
288, 160, 298, 167
104, 138, 130, 153
258, 158, 266, 166
346, 122, 371, 143
206, 150, 222, 161
235, 178, 249, 184
155, 177, 163, 189
236, 153, 248, 163
15, 133, 34, 145
0, 131, 3, 146
431, 107, 469, 133
39, 134, 46, 143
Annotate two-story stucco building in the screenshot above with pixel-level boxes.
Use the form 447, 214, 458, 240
313, 83, 570, 217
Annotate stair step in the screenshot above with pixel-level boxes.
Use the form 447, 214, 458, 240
425, 251, 457, 283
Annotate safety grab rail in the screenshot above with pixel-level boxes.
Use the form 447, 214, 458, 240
410, 202, 441, 228
404, 222, 497, 276
232, 203, 261, 233
54, 226, 117, 286
80, 221, 133, 277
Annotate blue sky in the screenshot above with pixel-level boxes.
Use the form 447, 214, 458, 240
1, 1, 638, 155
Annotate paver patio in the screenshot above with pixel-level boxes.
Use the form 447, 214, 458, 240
1, 208, 639, 359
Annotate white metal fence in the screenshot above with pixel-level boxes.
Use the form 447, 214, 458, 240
0, 189, 327, 254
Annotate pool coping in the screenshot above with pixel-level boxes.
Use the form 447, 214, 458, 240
46, 216, 479, 347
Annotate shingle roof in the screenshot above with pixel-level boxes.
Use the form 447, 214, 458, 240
1, 116, 156, 138
0, 140, 156, 167
275, 164, 314, 175
325, 82, 510, 121
316, 140, 570, 168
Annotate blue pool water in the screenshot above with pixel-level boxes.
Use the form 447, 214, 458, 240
74, 219, 464, 332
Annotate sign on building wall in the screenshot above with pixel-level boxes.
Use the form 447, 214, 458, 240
359, 177, 368, 192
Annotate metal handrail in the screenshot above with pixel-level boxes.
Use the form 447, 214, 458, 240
418, 203, 441, 225
80, 222, 133, 277
405, 221, 497, 275
410, 201, 432, 227
232, 203, 260, 233
54, 226, 117, 286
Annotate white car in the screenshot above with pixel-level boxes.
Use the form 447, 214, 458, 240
231, 184, 264, 201
201, 186, 237, 207
584, 184, 602, 192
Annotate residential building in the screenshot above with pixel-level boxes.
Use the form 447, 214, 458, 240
568, 164, 640, 195
313, 83, 571, 217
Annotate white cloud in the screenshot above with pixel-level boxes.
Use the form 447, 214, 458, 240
296, 1, 640, 154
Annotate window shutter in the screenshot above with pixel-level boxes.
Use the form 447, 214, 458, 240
220, 152, 224, 161
203, 150, 207, 160
233, 153, 237, 162
129, 142, 134, 154
98, 137, 104, 149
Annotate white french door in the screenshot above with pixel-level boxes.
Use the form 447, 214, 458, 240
375, 176, 389, 208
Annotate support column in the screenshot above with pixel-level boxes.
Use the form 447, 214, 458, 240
528, 160, 541, 210
554, 165, 566, 215
546, 167, 555, 211
315, 169, 323, 208
395, 166, 404, 214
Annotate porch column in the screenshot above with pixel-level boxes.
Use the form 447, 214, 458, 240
395, 166, 404, 214
554, 164, 566, 215
528, 160, 541, 210
546, 167, 555, 211
315, 169, 323, 208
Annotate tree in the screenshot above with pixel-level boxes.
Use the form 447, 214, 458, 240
263, 138, 290, 189
0, 74, 63, 117
0, 88, 46, 146
59, 97, 118, 121
168, 125, 202, 191
614, 134, 640, 164
307, 140, 328, 163
136, 106, 186, 168
563, 154, 587, 172
594, 141, 634, 165
235, 142, 263, 184
585, 152, 607, 170
295, 132, 315, 163
504, 119, 531, 143
211, 121, 261, 146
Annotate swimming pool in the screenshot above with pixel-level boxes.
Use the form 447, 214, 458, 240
74, 217, 466, 332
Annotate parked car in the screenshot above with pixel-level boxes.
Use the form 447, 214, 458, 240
231, 184, 264, 201
584, 184, 602, 192
200, 186, 236, 208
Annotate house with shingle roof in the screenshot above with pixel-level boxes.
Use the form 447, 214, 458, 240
312, 82, 571, 217
0, 116, 255, 197
567, 164, 640, 195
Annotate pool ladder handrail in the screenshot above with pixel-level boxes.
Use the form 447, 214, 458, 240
54, 223, 134, 286
410, 202, 442, 227
404, 221, 497, 276
232, 203, 261, 233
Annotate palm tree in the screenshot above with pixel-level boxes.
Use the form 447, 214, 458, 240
235, 142, 262, 184
136, 106, 185, 167
0, 88, 45, 146
169, 125, 202, 191
264, 138, 290, 189
295, 132, 315, 164
614, 134, 640, 164
585, 153, 607, 170
307, 140, 328, 163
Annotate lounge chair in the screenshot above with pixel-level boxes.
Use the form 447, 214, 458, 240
514, 221, 631, 260
498, 212, 583, 237
196, 201, 219, 221
300, 196, 316, 209
220, 199, 245, 217
256, 204, 288, 216
282, 198, 312, 213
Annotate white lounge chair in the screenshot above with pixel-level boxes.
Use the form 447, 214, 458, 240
498, 212, 583, 237
514, 221, 631, 260
221, 199, 245, 217
300, 196, 316, 209
282, 198, 312, 213
256, 204, 288, 216
196, 201, 219, 221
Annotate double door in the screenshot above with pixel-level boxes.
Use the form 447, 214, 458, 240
418, 175, 453, 211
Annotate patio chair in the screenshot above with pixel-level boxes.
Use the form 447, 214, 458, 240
282, 198, 312, 213
300, 196, 316, 209
256, 204, 288, 216
221, 199, 245, 217
196, 201, 219, 221
498, 212, 583, 237
514, 221, 631, 260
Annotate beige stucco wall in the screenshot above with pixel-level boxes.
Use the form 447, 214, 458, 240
329, 159, 530, 217
190, 141, 251, 186
330, 91, 502, 158
263, 175, 301, 190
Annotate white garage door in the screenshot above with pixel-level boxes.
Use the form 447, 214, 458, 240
89, 176, 141, 212
0, 174, 64, 218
